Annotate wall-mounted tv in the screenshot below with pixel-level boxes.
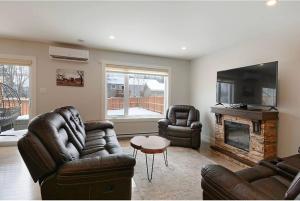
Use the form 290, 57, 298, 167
216, 61, 278, 107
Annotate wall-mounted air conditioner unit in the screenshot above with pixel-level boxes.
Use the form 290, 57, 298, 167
49, 46, 89, 62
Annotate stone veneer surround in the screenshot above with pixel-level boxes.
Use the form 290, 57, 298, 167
211, 107, 278, 166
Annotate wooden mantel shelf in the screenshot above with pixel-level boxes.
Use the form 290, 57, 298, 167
211, 106, 278, 121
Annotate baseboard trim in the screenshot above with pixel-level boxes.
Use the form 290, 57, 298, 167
117, 132, 158, 139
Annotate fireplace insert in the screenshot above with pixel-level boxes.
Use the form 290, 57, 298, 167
224, 120, 250, 151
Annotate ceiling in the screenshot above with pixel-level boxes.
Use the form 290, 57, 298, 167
0, 1, 300, 60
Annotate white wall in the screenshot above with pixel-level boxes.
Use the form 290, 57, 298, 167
0, 38, 190, 135
190, 33, 300, 157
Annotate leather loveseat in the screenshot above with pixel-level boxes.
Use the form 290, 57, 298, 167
201, 150, 300, 200
18, 106, 136, 200
158, 105, 202, 149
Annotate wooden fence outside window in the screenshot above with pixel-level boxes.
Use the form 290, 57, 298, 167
107, 96, 164, 114
2, 98, 30, 116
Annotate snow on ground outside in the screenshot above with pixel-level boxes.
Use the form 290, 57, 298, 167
108, 107, 161, 116
0, 129, 27, 146
17, 115, 29, 120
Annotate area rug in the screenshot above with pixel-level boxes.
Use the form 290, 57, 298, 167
123, 146, 216, 200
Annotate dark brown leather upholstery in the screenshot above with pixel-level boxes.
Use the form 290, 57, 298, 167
285, 172, 300, 200
201, 152, 300, 200
158, 105, 202, 149
18, 106, 135, 200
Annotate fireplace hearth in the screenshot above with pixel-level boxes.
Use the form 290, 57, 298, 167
224, 121, 250, 151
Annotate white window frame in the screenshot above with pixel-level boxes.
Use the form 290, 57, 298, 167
0, 54, 37, 119
102, 61, 171, 120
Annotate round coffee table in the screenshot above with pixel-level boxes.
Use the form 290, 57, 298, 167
130, 135, 170, 182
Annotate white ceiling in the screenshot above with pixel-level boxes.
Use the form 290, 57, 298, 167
0, 1, 300, 60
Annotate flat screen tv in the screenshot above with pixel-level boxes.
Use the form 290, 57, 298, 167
216, 61, 278, 107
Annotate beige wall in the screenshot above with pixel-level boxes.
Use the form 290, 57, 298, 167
0, 38, 190, 135
191, 34, 300, 157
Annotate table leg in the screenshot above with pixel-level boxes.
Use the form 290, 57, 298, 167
163, 149, 168, 167
145, 154, 155, 182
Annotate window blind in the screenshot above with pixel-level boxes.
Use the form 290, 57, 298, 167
106, 64, 168, 76
0, 58, 32, 66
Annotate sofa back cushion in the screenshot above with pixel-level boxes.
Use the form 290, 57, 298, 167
167, 105, 199, 127
67, 106, 86, 130
55, 107, 86, 148
285, 172, 300, 199
28, 112, 81, 165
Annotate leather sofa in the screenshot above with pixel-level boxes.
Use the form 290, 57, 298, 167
18, 106, 136, 200
201, 150, 300, 200
158, 105, 202, 149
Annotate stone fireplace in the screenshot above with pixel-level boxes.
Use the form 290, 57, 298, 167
211, 107, 278, 166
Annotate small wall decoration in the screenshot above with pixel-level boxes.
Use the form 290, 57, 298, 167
56, 69, 84, 87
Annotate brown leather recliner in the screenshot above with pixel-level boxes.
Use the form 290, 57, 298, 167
201, 150, 300, 200
18, 106, 136, 200
158, 105, 202, 149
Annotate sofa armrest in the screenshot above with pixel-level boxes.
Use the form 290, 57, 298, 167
84, 120, 114, 131
201, 164, 272, 200
190, 121, 202, 130
57, 154, 135, 184
285, 172, 300, 200
158, 119, 171, 127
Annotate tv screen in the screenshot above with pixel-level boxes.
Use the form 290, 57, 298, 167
216, 61, 278, 107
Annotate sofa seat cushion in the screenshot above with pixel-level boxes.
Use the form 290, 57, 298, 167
236, 165, 276, 182
81, 149, 110, 159
81, 147, 105, 156
167, 125, 192, 137
167, 136, 192, 148
236, 165, 292, 199
250, 176, 291, 199
277, 155, 300, 176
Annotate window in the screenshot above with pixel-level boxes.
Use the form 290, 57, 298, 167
105, 64, 168, 118
0, 63, 30, 118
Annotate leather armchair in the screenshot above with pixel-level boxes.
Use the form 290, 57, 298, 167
18, 106, 136, 200
158, 105, 202, 149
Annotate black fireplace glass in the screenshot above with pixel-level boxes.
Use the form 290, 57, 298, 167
224, 120, 250, 151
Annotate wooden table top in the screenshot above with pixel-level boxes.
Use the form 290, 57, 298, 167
130, 136, 170, 154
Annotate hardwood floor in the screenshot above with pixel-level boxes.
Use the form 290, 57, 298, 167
0, 140, 245, 199
0, 146, 40, 199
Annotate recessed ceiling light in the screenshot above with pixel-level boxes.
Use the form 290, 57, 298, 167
266, 0, 277, 6
109, 35, 115, 40
181, 46, 187, 50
